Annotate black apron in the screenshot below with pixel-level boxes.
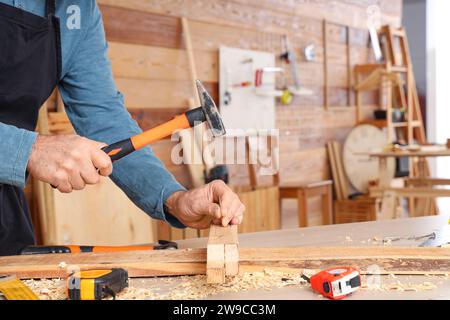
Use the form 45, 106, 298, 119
0, 0, 61, 255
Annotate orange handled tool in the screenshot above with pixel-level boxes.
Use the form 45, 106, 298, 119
19, 240, 177, 255
102, 80, 226, 162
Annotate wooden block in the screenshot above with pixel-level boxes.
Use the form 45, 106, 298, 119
206, 244, 225, 284
225, 244, 239, 276
207, 225, 239, 283
208, 224, 239, 245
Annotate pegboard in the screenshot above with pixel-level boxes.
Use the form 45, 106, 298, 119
219, 46, 276, 134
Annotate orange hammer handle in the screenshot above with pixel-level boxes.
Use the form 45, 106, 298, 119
102, 114, 192, 162
131, 114, 190, 150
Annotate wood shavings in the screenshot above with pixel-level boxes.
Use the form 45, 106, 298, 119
360, 276, 438, 293
136, 269, 308, 300
22, 278, 66, 300
20, 271, 444, 300
58, 262, 67, 269
20, 269, 309, 300
372, 236, 383, 243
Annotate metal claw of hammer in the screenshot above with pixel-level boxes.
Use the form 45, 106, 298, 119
103, 80, 226, 162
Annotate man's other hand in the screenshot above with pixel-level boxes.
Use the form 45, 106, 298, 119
165, 180, 245, 229
27, 134, 112, 193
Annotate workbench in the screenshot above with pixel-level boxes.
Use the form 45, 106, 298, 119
128, 215, 450, 300
363, 147, 450, 218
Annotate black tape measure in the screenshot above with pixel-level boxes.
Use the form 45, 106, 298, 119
67, 268, 128, 300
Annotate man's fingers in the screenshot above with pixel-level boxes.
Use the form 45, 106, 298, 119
69, 172, 86, 191
91, 148, 113, 176
206, 203, 221, 219
56, 180, 73, 193
81, 167, 101, 185
229, 203, 245, 225
220, 197, 244, 226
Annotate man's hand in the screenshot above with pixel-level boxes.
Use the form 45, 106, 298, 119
27, 135, 112, 193
165, 180, 245, 229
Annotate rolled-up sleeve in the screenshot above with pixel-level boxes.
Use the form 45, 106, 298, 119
0, 122, 37, 188
57, 1, 186, 228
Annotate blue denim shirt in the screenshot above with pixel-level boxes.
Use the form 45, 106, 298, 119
0, 0, 186, 228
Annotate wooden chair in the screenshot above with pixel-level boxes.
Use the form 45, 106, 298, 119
279, 181, 333, 227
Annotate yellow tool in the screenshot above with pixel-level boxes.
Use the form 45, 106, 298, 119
67, 268, 128, 300
0, 275, 39, 300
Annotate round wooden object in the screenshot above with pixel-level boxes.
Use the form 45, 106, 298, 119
343, 124, 395, 193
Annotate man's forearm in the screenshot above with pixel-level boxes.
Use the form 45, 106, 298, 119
0, 122, 37, 188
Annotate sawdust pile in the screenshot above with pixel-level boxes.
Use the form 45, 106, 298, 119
21, 269, 442, 300
23, 278, 66, 300
118, 269, 308, 300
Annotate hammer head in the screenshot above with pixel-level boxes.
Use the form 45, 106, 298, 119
196, 80, 226, 137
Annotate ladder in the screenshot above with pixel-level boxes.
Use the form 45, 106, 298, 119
378, 25, 427, 145
355, 25, 426, 146
354, 25, 437, 216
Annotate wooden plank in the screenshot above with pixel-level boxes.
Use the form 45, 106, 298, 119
128, 107, 187, 130
97, 0, 401, 34
2, 247, 450, 279
117, 80, 366, 109
101, 2, 374, 56
227, 0, 403, 27
327, 143, 343, 200
333, 142, 350, 199
100, 5, 183, 49
108, 42, 356, 89
115, 78, 218, 109
323, 19, 329, 110
108, 42, 217, 82
180, 18, 210, 188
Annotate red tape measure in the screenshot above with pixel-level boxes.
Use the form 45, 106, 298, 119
302, 266, 361, 300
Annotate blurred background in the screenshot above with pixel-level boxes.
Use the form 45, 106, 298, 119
26, 0, 450, 246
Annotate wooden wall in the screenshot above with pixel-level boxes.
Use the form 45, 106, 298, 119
97, 0, 403, 226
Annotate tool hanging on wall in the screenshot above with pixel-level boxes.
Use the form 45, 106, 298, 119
301, 266, 361, 300
303, 43, 316, 62
254, 67, 285, 98
279, 35, 313, 100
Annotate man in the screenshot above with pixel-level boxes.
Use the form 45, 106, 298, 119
0, 0, 245, 256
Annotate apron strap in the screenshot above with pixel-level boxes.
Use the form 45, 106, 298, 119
45, 0, 56, 16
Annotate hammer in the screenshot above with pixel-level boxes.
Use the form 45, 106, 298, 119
103, 80, 226, 162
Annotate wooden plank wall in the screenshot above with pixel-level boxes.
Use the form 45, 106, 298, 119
97, 0, 403, 226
